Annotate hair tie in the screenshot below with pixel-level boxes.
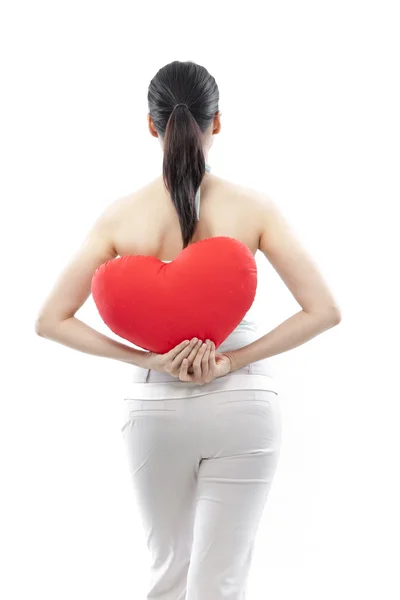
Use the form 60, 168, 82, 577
172, 102, 189, 110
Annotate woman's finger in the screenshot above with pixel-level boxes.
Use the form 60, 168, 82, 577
168, 339, 190, 361
201, 340, 211, 378
209, 342, 217, 375
179, 358, 192, 382
210, 341, 216, 369
185, 339, 203, 367
171, 338, 198, 370
192, 342, 207, 379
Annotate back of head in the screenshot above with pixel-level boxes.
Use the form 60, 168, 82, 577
147, 60, 219, 249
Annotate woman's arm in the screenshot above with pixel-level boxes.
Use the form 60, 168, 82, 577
225, 194, 342, 372
225, 309, 340, 372
35, 200, 149, 368
36, 316, 149, 367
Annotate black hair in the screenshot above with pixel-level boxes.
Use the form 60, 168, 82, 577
147, 60, 219, 248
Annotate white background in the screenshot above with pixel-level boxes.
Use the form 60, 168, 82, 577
1, 1, 399, 599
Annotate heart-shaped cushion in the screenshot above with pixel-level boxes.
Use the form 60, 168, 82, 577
91, 236, 257, 354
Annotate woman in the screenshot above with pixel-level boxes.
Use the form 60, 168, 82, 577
35, 60, 341, 599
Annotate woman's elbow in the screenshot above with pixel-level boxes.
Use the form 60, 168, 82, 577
307, 305, 342, 328
322, 306, 342, 327
35, 315, 59, 337
330, 306, 342, 325
35, 316, 48, 336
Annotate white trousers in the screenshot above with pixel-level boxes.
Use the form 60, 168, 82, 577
120, 365, 282, 600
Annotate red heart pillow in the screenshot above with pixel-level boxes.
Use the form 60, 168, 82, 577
91, 236, 257, 355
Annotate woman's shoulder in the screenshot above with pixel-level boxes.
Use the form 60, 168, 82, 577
207, 173, 274, 213
93, 173, 276, 254
109, 170, 274, 213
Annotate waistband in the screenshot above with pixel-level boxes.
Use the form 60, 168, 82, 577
132, 357, 274, 383
125, 364, 280, 400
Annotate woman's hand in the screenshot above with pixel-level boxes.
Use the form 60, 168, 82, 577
179, 339, 232, 385
144, 338, 205, 377
144, 337, 232, 384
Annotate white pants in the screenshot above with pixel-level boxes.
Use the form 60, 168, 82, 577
120, 366, 282, 600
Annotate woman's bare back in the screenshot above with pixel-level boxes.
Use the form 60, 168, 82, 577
113, 171, 264, 260
35, 166, 341, 331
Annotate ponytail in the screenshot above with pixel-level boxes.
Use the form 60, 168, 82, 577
147, 60, 219, 248
162, 103, 205, 248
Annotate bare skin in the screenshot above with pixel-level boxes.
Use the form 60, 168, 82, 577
35, 110, 341, 384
